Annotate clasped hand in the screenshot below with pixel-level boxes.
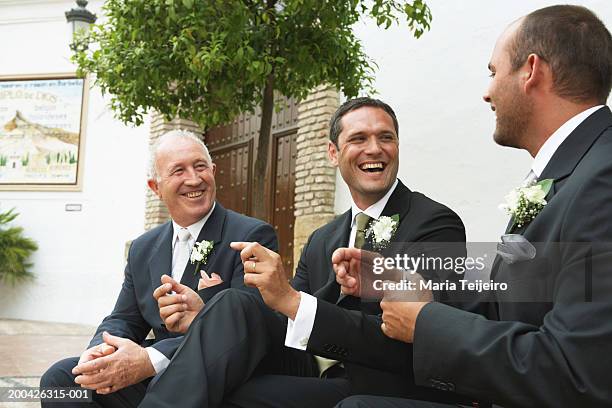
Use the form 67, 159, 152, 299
72, 332, 154, 394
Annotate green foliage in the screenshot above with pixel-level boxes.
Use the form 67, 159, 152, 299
74, 0, 432, 128
0, 209, 37, 285
21, 153, 29, 167
0, 155, 7, 167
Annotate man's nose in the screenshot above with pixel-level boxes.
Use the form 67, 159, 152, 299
483, 94, 491, 103
364, 137, 383, 154
184, 168, 201, 184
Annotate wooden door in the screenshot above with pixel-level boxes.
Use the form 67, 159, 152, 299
205, 95, 298, 273
271, 130, 297, 276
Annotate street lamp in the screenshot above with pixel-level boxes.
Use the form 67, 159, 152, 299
65, 0, 97, 49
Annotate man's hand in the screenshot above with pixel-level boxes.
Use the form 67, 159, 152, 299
153, 274, 204, 333
72, 332, 155, 394
380, 300, 429, 343
77, 343, 116, 365
333, 248, 405, 298
230, 241, 300, 320
198, 270, 223, 290
379, 264, 433, 343
332, 247, 363, 297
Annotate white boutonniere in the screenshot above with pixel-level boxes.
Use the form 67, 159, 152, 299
190, 240, 214, 275
365, 214, 399, 250
499, 179, 553, 229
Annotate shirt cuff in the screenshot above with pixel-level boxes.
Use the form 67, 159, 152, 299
285, 291, 318, 350
146, 346, 170, 374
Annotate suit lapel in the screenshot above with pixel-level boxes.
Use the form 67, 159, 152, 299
149, 222, 173, 293
380, 180, 412, 220
379, 180, 412, 254
179, 203, 227, 290
539, 106, 612, 182
313, 210, 351, 302
505, 107, 612, 235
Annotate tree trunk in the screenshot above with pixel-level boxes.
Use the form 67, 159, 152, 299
251, 73, 274, 221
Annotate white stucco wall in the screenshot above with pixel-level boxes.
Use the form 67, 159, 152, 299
335, 0, 612, 241
0, 0, 149, 325
1, 0, 610, 325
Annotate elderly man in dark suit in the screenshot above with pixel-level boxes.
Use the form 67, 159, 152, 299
334, 5, 612, 408
40, 130, 277, 407
139, 97, 467, 408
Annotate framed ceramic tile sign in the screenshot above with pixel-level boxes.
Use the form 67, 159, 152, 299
0, 73, 88, 191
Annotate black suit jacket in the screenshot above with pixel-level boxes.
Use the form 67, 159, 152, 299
292, 180, 468, 402
88, 202, 277, 359
413, 107, 612, 407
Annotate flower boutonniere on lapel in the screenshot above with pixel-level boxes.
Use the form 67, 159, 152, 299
365, 214, 400, 250
499, 179, 553, 229
190, 240, 215, 275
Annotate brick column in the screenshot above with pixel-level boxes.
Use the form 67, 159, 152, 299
293, 86, 340, 264
144, 113, 203, 231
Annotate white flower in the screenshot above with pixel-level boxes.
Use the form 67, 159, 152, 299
499, 179, 553, 229
366, 214, 399, 250
499, 188, 521, 214
372, 217, 395, 242
523, 185, 547, 205
190, 240, 215, 274
190, 250, 204, 263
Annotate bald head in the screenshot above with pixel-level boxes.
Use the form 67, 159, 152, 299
506, 5, 612, 104
149, 130, 212, 181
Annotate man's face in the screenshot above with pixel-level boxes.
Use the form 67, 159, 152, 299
328, 106, 399, 209
483, 23, 533, 148
148, 137, 216, 227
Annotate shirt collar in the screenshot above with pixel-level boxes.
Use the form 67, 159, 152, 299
350, 179, 398, 227
172, 202, 216, 243
531, 105, 604, 178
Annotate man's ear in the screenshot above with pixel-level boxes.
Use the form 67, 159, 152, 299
211, 163, 216, 176
328, 141, 339, 166
147, 179, 161, 198
523, 53, 548, 94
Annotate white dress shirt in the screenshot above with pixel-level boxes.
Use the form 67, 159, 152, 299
146, 203, 215, 374
285, 179, 399, 350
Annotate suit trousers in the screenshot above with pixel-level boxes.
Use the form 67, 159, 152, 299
140, 288, 349, 408
40, 357, 149, 408
336, 395, 460, 408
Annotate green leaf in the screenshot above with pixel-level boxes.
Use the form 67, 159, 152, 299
74, 0, 432, 130
0, 208, 37, 286
537, 178, 554, 195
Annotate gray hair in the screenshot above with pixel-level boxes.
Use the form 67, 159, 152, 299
148, 129, 213, 181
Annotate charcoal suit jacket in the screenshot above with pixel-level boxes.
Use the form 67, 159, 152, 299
412, 106, 612, 407
292, 180, 469, 403
88, 202, 277, 359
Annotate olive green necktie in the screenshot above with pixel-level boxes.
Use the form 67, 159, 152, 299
354, 212, 372, 249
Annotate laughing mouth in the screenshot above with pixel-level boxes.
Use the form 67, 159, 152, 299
184, 191, 204, 198
359, 162, 385, 173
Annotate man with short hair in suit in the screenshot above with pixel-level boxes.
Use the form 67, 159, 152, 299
40, 130, 277, 407
139, 97, 467, 408
334, 5, 612, 408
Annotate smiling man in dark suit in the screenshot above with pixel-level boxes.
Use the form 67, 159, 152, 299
334, 5, 612, 408
40, 130, 277, 407
139, 97, 466, 408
